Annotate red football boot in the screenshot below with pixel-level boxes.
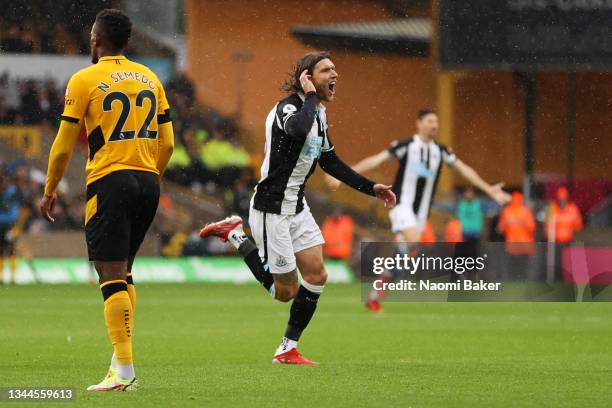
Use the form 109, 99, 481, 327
199, 215, 243, 242
272, 349, 319, 366
366, 299, 383, 314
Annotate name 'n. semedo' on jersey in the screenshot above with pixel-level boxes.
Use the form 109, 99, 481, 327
61, 55, 171, 185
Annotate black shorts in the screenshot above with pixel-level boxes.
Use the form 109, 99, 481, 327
85, 170, 160, 262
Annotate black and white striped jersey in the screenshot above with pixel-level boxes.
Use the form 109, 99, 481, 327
253, 92, 333, 215
388, 135, 457, 218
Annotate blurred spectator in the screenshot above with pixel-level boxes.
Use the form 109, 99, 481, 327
200, 124, 251, 187
444, 218, 463, 243
20, 80, 41, 124
498, 192, 535, 246
224, 168, 256, 223
40, 79, 63, 123
545, 186, 583, 281
420, 222, 436, 244
13, 165, 37, 232
545, 186, 583, 244
456, 187, 483, 242
0, 97, 15, 124
498, 192, 535, 280
0, 73, 63, 126
456, 186, 482, 257
167, 72, 196, 107
0, 171, 20, 284
164, 127, 198, 186
322, 208, 354, 260
0, 73, 21, 111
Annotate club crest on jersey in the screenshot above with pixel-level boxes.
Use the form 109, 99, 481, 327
275, 255, 288, 268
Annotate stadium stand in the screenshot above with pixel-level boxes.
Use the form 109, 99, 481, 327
0, 1, 115, 54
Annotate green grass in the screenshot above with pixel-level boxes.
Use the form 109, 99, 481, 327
1, 283, 612, 407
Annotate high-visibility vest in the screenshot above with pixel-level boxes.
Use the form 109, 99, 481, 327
322, 215, 354, 259
547, 202, 583, 243
420, 222, 437, 244
444, 219, 463, 243
498, 197, 535, 255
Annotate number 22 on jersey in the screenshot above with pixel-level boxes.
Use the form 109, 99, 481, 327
103, 89, 158, 142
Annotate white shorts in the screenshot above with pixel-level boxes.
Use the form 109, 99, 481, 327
389, 205, 426, 234
249, 206, 325, 274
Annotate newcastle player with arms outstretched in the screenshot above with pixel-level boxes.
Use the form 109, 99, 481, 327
327, 109, 510, 313
200, 52, 396, 365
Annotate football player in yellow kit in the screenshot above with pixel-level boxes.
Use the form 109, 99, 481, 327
40, 9, 174, 391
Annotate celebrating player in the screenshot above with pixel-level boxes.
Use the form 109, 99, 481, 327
326, 109, 510, 313
200, 52, 396, 365
40, 9, 174, 391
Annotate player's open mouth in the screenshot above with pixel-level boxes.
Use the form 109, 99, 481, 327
328, 81, 336, 95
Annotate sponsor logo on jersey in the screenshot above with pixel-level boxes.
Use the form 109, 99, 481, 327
303, 135, 323, 158
408, 162, 435, 178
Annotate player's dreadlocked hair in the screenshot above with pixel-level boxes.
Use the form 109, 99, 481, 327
282, 51, 332, 93
95, 9, 132, 51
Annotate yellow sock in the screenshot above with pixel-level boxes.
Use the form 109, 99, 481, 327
9, 256, 17, 283
100, 280, 133, 365
126, 273, 137, 313
0, 257, 4, 283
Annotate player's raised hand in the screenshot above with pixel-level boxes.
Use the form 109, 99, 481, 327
299, 69, 316, 94
373, 184, 396, 208
489, 182, 511, 206
40, 193, 57, 223
324, 174, 341, 191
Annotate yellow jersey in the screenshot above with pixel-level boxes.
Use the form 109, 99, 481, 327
61, 55, 171, 185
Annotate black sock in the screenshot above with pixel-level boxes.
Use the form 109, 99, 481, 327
284, 285, 321, 341
238, 239, 274, 291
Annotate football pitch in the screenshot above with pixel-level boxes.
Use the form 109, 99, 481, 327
2, 283, 612, 407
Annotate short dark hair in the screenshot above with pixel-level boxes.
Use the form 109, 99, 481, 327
417, 108, 437, 120
282, 51, 332, 93
95, 9, 132, 51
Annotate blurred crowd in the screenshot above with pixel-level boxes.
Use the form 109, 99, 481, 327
0, 70, 256, 190
427, 185, 584, 281
0, 160, 83, 234
163, 73, 256, 197
1, 23, 586, 265
0, 73, 64, 126
0, 68, 258, 257
0, 1, 115, 54
433, 186, 582, 244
